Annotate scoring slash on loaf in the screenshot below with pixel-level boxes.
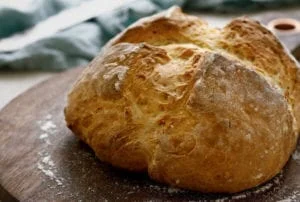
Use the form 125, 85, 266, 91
64, 6, 300, 193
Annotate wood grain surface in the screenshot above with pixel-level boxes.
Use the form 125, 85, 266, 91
0, 67, 300, 202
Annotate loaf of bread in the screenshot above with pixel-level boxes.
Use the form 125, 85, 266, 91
64, 7, 300, 193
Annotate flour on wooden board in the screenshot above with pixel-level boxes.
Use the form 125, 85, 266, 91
111, 162, 295, 201
37, 114, 63, 186
292, 149, 300, 161
278, 190, 300, 202
35, 114, 300, 200
277, 147, 300, 202
39, 114, 56, 133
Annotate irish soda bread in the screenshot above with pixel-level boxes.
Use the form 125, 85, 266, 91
64, 7, 300, 193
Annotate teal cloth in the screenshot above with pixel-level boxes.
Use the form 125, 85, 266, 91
0, 0, 299, 70
0, 0, 185, 70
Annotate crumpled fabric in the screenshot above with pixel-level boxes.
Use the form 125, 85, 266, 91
184, 0, 300, 13
0, 0, 298, 71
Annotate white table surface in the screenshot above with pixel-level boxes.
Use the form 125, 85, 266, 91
0, 71, 55, 109
0, 5, 298, 110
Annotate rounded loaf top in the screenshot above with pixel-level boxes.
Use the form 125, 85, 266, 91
65, 7, 299, 193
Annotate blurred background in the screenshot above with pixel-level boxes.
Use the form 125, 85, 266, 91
0, 0, 299, 109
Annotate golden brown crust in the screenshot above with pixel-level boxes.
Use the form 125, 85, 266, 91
65, 7, 299, 193
218, 17, 299, 120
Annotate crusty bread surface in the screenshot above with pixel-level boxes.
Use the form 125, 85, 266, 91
65, 7, 300, 193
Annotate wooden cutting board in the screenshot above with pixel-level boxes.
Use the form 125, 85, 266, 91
0, 67, 300, 202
